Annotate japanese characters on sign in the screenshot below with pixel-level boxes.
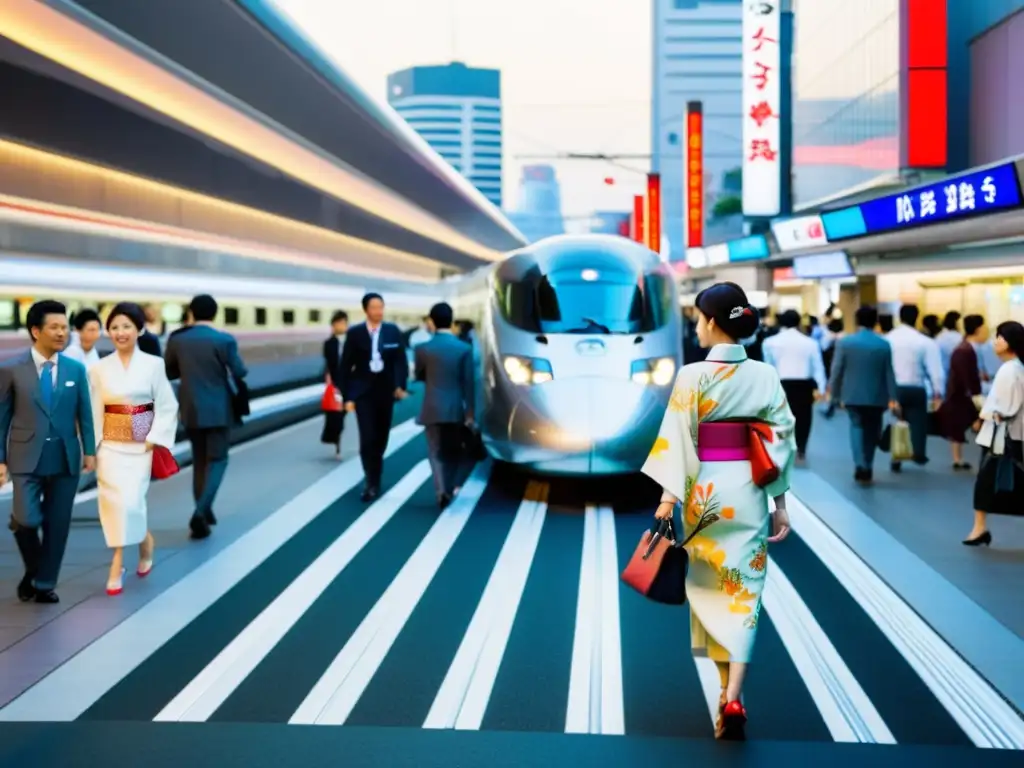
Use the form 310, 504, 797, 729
741, 0, 781, 217
820, 163, 1023, 241
684, 101, 704, 248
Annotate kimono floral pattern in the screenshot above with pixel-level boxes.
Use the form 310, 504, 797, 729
640, 344, 796, 663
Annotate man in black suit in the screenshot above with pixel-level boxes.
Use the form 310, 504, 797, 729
165, 294, 248, 538
340, 292, 409, 502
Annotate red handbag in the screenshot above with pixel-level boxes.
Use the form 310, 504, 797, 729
321, 382, 343, 412
748, 423, 779, 488
621, 518, 689, 605
151, 445, 180, 481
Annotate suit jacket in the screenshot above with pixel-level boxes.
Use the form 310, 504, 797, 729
0, 351, 95, 475
338, 322, 408, 402
138, 329, 162, 357
829, 328, 899, 408
324, 335, 345, 390
414, 332, 474, 425
164, 324, 248, 430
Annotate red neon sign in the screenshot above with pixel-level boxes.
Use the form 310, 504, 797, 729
685, 101, 704, 248
631, 195, 645, 244
646, 173, 661, 253
905, 0, 947, 168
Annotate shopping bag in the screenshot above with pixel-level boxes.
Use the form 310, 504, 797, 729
151, 445, 180, 481
620, 518, 689, 605
889, 420, 914, 461
321, 382, 343, 412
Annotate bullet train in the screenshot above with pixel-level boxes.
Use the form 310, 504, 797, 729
457, 235, 683, 476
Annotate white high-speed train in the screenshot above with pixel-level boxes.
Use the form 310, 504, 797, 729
453, 235, 683, 476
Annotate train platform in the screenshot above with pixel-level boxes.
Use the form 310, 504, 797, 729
0, 395, 1021, 766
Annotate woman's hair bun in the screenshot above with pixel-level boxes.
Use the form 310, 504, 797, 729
694, 282, 760, 340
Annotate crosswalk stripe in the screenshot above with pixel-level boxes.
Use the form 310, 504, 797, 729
788, 494, 1024, 750
763, 557, 896, 743
290, 462, 492, 725
423, 480, 549, 731
153, 460, 433, 722
0, 420, 424, 723
565, 504, 624, 735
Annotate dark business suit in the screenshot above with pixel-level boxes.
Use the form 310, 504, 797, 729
828, 328, 899, 472
165, 324, 247, 535
338, 322, 408, 492
138, 329, 162, 357
0, 350, 95, 598
415, 332, 474, 501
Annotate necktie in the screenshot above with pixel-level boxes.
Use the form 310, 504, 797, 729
40, 361, 54, 408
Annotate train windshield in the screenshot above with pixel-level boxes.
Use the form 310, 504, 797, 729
495, 267, 674, 334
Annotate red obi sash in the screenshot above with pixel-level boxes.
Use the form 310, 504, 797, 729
696, 421, 780, 488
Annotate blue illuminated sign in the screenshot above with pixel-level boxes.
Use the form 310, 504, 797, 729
727, 235, 770, 262
821, 162, 1022, 241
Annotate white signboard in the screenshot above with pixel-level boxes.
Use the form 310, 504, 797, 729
741, 1, 781, 217
685, 247, 707, 269
705, 244, 730, 266
770, 214, 827, 251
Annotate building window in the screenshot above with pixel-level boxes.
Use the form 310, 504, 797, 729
282, 309, 295, 326
308, 309, 321, 323
224, 307, 239, 325
255, 307, 267, 326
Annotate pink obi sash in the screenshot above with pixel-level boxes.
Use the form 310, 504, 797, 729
697, 421, 780, 487
697, 422, 750, 461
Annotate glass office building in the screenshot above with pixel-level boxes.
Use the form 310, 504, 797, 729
506, 165, 566, 243
651, 0, 745, 259
387, 62, 503, 207
791, 0, 901, 207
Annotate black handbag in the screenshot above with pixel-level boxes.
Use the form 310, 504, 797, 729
228, 372, 250, 425
462, 424, 487, 461
620, 518, 690, 605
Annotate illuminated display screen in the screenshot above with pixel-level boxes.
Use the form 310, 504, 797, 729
821, 163, 1022, 241
792, 251, 853, 279
726, 235, 770, 262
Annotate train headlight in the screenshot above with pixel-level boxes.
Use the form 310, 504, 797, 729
630, 357, 676, 386
502, 355, 553, 385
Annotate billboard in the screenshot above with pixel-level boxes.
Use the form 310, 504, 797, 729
646, 173, 661, 253
742, 0, 782, 216
770, 214, 827, 251
685, 101, 704, 247
631, 195, 645, 243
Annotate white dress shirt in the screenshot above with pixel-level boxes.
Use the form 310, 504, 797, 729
366, 323, 383, 373
762, 328, 827, 391
935, 329, 962, 372
63, 343, 101, 370
977, 358, 1024, 446
30, 346, 59, 385
885, 325, 944, 396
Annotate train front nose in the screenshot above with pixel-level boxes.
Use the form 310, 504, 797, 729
508, 378, 665, 473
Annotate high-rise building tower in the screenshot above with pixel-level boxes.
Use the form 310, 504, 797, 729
387, 62, 503, 207
506, 165, 565, 242
651, 0, 744, 257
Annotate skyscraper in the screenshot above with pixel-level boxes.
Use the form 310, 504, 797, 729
506, 165, 565, 243
387, 62, 503, 207
651, 0, 744, 257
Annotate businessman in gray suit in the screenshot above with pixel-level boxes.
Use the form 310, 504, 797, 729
415, 302, 475, 509
0, 300, 95, 603
165, 294, 247, 539
827, 305, 900, 484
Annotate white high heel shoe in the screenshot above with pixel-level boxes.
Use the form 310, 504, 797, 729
106, 568, 126, 596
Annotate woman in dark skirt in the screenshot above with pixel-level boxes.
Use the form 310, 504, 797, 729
941, 314, 985, 470
967, 321, 1024, 545
322, 311, 349, 457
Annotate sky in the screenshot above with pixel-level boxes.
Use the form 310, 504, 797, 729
274, 0, 652, 222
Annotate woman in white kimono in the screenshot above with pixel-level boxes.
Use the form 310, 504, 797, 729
642, 282, 795, 741
89, 302, 178, 595
966, 320, 1024, 545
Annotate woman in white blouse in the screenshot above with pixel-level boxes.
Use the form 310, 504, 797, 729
89, 302, 179, 594
966, 321, 1024, 546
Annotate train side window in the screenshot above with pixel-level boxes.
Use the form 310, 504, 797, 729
224, 307, 240, 325
308, 309, 321, 324
282, 309, 295, 326
0, 300, 17, 330
255, 307, 267, 326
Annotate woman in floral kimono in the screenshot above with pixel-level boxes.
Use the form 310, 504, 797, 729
642, 282, 795, 741
89, 303, 178, 596
966, 320, 1024, 545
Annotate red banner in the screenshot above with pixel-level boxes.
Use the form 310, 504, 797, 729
631, 194, 645, 244
645, 173, 661, 254
685, 102, 704, 247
